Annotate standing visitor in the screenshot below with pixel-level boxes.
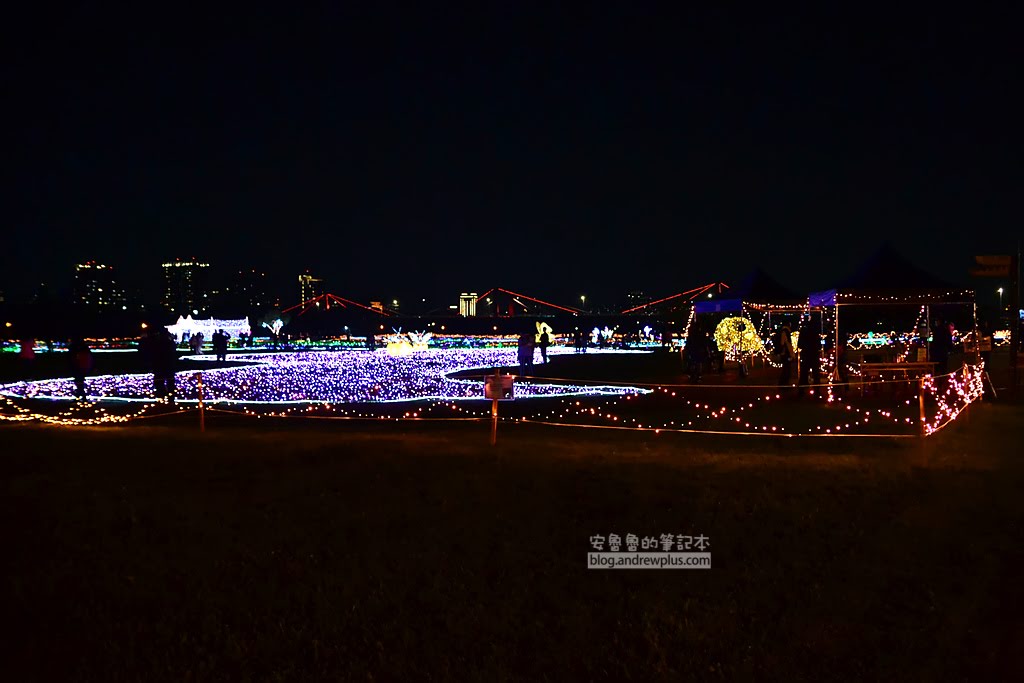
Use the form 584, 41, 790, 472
190, 331, 204, 355
68, 337, 93, 400
213, 329, 229, 362
930, 317, 953, 373
19, 338, 36, 378
517, 331, 534, 376
715, 344, 726, 374
836, 337, 850, 390
686, 325, 710, 383
776, 323, 795, 387
143, 327, 178, 401
797, 316, 821, 395
538, 329, 551, 364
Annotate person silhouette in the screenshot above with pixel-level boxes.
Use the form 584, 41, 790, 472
931, 317, 953, 373
213, 329, 229, 362
776, 323, 795, 387
68, 337, 92, 400
18, 338, 35, 379
686, 325, 710, 383
538, 328, 551, 364
142, 327, 178, 401
797, 316, 821, 395
517, 331, 534, 376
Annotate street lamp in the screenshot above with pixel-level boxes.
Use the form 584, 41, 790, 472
998, 287, 1004, 310
580, 295, 586, 312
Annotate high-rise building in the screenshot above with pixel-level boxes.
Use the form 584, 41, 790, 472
74, 261, 126, 309
31, 282, 52, 304
299, 271, 324, 304
626, 290, 650, 307
228, 269, 270, 312
162, 258, 211, 315
459, 292, 478, 316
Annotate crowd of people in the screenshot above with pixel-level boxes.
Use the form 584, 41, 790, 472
516, 328, 552, 376
12, 327, 238, 403
6, 314, 999, 403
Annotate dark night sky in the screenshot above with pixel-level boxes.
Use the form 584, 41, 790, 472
2, 5, 1020, 309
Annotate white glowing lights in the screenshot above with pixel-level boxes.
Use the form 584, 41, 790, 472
713, 317, 763, 359
0, 348, 985, 437
385, 329, 433, 355
0, 348, 645, 405
167, 315, 251, 342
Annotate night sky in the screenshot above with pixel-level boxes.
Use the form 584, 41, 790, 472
3, 5, 1020, 308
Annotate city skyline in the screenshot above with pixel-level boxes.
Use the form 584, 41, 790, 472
3, 6, 1021, 307
2, 247, 1016, 319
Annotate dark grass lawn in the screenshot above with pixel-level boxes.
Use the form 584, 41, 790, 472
2, 403, 1023, 681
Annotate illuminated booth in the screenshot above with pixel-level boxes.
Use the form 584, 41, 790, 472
806, 245, 976, 379
690, 269, 804, 365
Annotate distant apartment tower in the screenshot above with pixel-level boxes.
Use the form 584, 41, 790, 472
231, 269, 270, 311
626, 290, 650, 307
74, 261, 126, 309
162, 258, 211, 315
459, 292, 478, 316
299, 271, 324, 304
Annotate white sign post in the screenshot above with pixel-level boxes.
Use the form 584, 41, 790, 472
484, 369, 514, 445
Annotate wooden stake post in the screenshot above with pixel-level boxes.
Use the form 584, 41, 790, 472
916, 376, 928, 466
491, 397, 499, 446
196, 372, 205, 432
1011, 253, 1020, 395
918, 377, 926, 437
485, 367, 514, 446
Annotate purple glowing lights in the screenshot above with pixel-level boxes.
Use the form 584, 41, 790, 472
0, 348, 648, 405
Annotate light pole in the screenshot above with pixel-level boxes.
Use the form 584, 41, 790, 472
998, 287, 1004, 310
580, 295, 586, 313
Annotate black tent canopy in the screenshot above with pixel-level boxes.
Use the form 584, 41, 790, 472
807, 245, 976, 377
809, 244, 974, 307
693, 268, 803, 314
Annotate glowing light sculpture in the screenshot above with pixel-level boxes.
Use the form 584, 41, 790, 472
262, 319, 284, 336
167, 316, 251, 343
713, 317, 763, 359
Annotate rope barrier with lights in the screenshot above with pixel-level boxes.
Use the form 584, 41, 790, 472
0, 361, 985, 439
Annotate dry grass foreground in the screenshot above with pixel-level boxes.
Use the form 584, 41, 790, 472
2, 403, 1023, 681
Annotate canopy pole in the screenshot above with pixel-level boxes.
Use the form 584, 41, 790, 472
972, 300, 980, 365
925, 305, 931, 362
833, 304, 841, 381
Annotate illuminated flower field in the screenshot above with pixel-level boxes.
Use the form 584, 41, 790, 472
0, 349, 647, 405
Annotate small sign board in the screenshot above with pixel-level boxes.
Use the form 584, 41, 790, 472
970, 254, 1013, 278
484, 374, 515, 400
